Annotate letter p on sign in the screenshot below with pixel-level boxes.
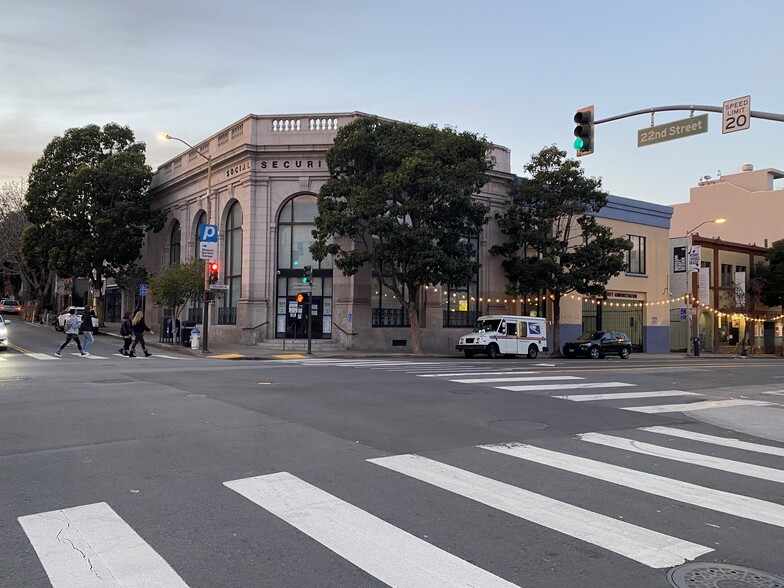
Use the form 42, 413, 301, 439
200, 224, 218, 242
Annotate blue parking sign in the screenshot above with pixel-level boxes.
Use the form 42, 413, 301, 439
199, 224, 218, 242
139, 283, 147, 296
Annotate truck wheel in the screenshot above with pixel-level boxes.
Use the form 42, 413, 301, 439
527, 344, 539, 359
487, 344, 500, 359
589, 346, 601, 359
464, 351, 475, 359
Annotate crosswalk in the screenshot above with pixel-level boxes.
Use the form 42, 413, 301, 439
16, 423, 784, 586
292, 358, 773, 415
0, 350, 195, 361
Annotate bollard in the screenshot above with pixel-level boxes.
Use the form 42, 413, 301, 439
191, 328, 201, 350
693, 337, 701, 357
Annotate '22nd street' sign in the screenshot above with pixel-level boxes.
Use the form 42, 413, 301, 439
637, 114, 708, 147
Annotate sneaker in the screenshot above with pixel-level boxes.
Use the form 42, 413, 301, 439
129, 352, 136, 358
118, 348, 125, 354
54, 351, 62, 357
144, 351, 152, 357
81, 352, 88, 356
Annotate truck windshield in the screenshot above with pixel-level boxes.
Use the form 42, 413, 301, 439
474, 319, 502, 333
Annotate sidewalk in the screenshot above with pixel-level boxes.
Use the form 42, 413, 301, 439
98, 321, 783, 361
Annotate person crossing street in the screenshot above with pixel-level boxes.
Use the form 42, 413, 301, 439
55, 308, 87, 357
79, 305, 96, 353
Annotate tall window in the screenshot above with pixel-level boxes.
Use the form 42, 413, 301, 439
169, 221, 181, 264
276, 194, 333, 339
194, 211, 207, 259
720, 263, 733, 287
442, 236, 479, 328
221, 202, 242, 324
626, 235, 646, 274
372, 267, 410, 327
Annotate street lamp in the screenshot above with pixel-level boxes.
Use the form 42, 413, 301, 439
684, 217, 726, 356
159, 133, 213, 353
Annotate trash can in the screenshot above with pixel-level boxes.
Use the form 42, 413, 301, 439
181, 327, 193, 347
693, 337, 701, 356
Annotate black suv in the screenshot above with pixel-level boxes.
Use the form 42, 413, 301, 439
563, 331, 632, 359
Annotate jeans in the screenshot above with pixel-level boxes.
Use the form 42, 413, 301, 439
82, 331, 94, 352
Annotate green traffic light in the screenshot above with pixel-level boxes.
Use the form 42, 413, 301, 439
574, 137, 585, 150
293, 260, 299, 266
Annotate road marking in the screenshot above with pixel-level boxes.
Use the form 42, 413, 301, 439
368, 454, 711, 568
579, 433, 784, 484
498, 382, 636, 392
224, 472, 518, 588
621, 399, 771, 414
418, 371, 540, 377
640, 426, 784, 457
450, 375, 583, 384
18, 502, 188, 587
552, 390, 700, 402
481, 442, 784, 528
28, 353, 60, 360
209, 353, 246, 359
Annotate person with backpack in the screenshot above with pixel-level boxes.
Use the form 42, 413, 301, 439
128, 310, 153, 358
119, 311, 133, 356
55, 308, 87, 357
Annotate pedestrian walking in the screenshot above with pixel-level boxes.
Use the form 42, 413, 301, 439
119, 311, 133, 355
80, 305, 96, 353
129, 310, 153, 357
55, 308, 87, 357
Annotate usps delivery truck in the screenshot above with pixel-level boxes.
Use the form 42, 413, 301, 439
456, 315, 548, 359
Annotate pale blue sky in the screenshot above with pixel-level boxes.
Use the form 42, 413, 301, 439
2, 0, 782, 205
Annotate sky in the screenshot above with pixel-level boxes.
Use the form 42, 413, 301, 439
2, 0, 782, 206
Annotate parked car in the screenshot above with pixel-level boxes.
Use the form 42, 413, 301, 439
563, 330, 632, 359
0, 299, 23, 315
55, 306, 99, 333
0, 317, 8, 350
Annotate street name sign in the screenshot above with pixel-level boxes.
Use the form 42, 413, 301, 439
209, 284, 229, 290
722, 95, 751, 134
637, 114, 708, 147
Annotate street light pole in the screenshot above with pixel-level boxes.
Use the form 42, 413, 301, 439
684, 218, 726, 356
160, 133, 213, 353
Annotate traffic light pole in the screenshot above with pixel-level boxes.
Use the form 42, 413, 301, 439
593, 104, 784, 126
307, 279, 313, 355
202, 156, 212, 354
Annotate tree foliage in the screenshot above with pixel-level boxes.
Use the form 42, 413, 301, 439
754, 239, 784, 308
22, 123, 165, 323
311, 117, 494, 355
491, 146, 632, 356
148, 258, 203, 322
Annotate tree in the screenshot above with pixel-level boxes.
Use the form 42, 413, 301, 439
311, 117, 494, 355
491, 146, 632, 357
148, 259, 203, 330
22, 123, 165, 325
0, 180, 54, 314
754, 239, 784, 355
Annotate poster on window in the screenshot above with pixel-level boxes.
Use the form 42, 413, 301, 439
277, 315, 286, 332
777, 324, 783, 337
755, 323, 763, 337
673, 246, 686, 273
323, 316, 332, 334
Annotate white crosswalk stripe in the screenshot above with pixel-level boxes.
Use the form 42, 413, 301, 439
368, 454, 712, 568
640, 426, 784, 457
621, 398, 771, 413
448, 375, 583, 384
480, 442, 784, 527
224, 472, 519, 588
552, 390, 700, 402
498, 382, 636, 392
18, 502, 188, 587
579, 432, 784, 483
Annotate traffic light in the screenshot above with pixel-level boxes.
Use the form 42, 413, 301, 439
573, 105, 594, 157
209, 262, 219, 284
296, 292, 310, 305
303, 265, 313, 284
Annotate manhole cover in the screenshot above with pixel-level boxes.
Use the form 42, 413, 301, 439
668, 563, 784, 588
488, 419, 548, 431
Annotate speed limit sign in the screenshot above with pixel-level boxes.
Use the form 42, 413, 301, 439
722, 95, 751, 134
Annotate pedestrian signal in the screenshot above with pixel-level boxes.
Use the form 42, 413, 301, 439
296, 292, 310, 304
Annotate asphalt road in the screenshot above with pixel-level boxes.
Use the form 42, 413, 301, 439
2, 319, 784, 587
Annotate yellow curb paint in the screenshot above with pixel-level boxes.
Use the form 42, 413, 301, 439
209, 353, 246, 359
273, 354, 307, 359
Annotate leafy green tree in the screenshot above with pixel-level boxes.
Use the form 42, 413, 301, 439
22, 123, 165, 324
148, 259, 203, 327
491, 146, 632, 356
311, 117, 494, 355
754, 240, 784, 355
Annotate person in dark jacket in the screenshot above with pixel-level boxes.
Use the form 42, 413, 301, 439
129, 310, 153, 357
119, 312, 133, 355
79, 305, 96, 353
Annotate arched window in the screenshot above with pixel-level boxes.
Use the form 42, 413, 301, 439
194, 211, 207, 259
169, 221, 181, 264
275, 194, 332, 339
188, 211, 207, 324
220, 202, 242, 325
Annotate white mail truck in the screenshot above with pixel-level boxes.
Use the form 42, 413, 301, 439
455, 315, 548, 359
